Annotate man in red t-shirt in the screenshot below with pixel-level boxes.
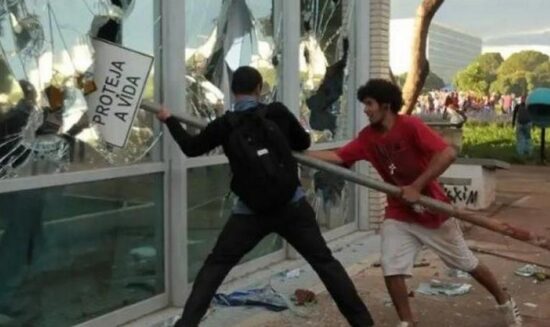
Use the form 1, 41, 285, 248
307, 79, 521, 327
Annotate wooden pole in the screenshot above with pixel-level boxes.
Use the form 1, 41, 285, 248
469, 246, 550, 270
141, 101, 550, 252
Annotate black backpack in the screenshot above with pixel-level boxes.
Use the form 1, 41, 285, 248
223, 105, 299, 213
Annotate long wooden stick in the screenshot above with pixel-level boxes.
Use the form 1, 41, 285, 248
141, 101, 550, 252
469, 246, 550, 270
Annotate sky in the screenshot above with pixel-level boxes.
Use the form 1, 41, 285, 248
391, 0, 550, 46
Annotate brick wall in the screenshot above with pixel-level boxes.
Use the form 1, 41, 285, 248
369, 0, 391, 80
368, 0, 391, 229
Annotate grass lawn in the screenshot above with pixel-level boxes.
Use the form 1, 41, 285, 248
461, 122, 550, 164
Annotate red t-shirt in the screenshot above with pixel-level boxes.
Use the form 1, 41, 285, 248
337, 115, 450, 228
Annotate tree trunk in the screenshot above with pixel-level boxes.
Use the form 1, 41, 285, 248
400, 0, 445, 115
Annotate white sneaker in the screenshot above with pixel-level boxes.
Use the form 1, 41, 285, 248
497, 297, 522, 327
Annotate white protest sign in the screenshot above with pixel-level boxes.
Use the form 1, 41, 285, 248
86, 38, 153, 147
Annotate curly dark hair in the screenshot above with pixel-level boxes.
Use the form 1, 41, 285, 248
356, 79, 404, 113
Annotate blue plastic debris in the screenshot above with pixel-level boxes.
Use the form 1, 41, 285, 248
213, 286, 288, 312
416, 279, 472, 296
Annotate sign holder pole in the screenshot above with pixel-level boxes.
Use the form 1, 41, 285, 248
141, 100, 550, 252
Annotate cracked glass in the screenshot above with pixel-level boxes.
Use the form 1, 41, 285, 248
301, 166, 356, 231
185, 0, 280, 155
299, 0, 354, 143
184, 1, 284, 281
0, 0, 161, 179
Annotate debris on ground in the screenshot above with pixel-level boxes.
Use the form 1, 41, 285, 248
515, 264, 542, 277
523, 302, 538, 308
292, 289, 316, 306
416, 280, 472, 296
213, 286, 288, 312
285, 268, 301, 279
534, 272, 548, 281
447, 268, 471, 279
276, 268, 302, 281
515, 264, 549, 282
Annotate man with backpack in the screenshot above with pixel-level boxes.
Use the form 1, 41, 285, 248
156, 66, 374, 327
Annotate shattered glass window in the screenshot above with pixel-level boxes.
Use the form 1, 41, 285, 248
184, 1, 284, 280
301, 166, 356, 231
300, 0, 354, 143
185, 0, 280, 153
0, 0, 161, 180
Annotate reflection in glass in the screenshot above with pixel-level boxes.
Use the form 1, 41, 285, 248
187, 164, 283, 282
301, 166, 356, 231
0, 174, 164, 326
300, 0, 353, 143
185, 0, 279, 129
0, 1, 160, 179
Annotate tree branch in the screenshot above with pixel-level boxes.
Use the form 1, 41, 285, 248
400, 0, 445, 115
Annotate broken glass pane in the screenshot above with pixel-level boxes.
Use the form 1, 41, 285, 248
0, 0, 161, 180
300, 0, 353, 143
184, 1, 285, 278
301, 165, 356, 231
185, 0, 280, 155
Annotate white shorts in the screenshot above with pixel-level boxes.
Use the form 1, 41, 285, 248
380, 218, 479, 277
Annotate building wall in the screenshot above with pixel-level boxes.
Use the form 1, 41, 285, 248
390, 18, 482, 84
428, 23, 482, 83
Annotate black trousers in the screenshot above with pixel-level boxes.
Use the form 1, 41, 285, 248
175, 199, 373, 327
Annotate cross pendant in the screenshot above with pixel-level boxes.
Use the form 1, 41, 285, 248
389, 163, 396, 175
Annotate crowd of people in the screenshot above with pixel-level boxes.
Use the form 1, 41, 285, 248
414, 90, 524, 120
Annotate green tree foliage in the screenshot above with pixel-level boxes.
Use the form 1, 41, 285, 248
477, 52, 504, 73
497, 51, 548, 75
490, 71, 533, 96
398, 71, 445, 91
533, 61, 550, 88
455, 51, 550, 96
491, 51, 550, 95
453, 53, 503, 96
454, 63, 491, 96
